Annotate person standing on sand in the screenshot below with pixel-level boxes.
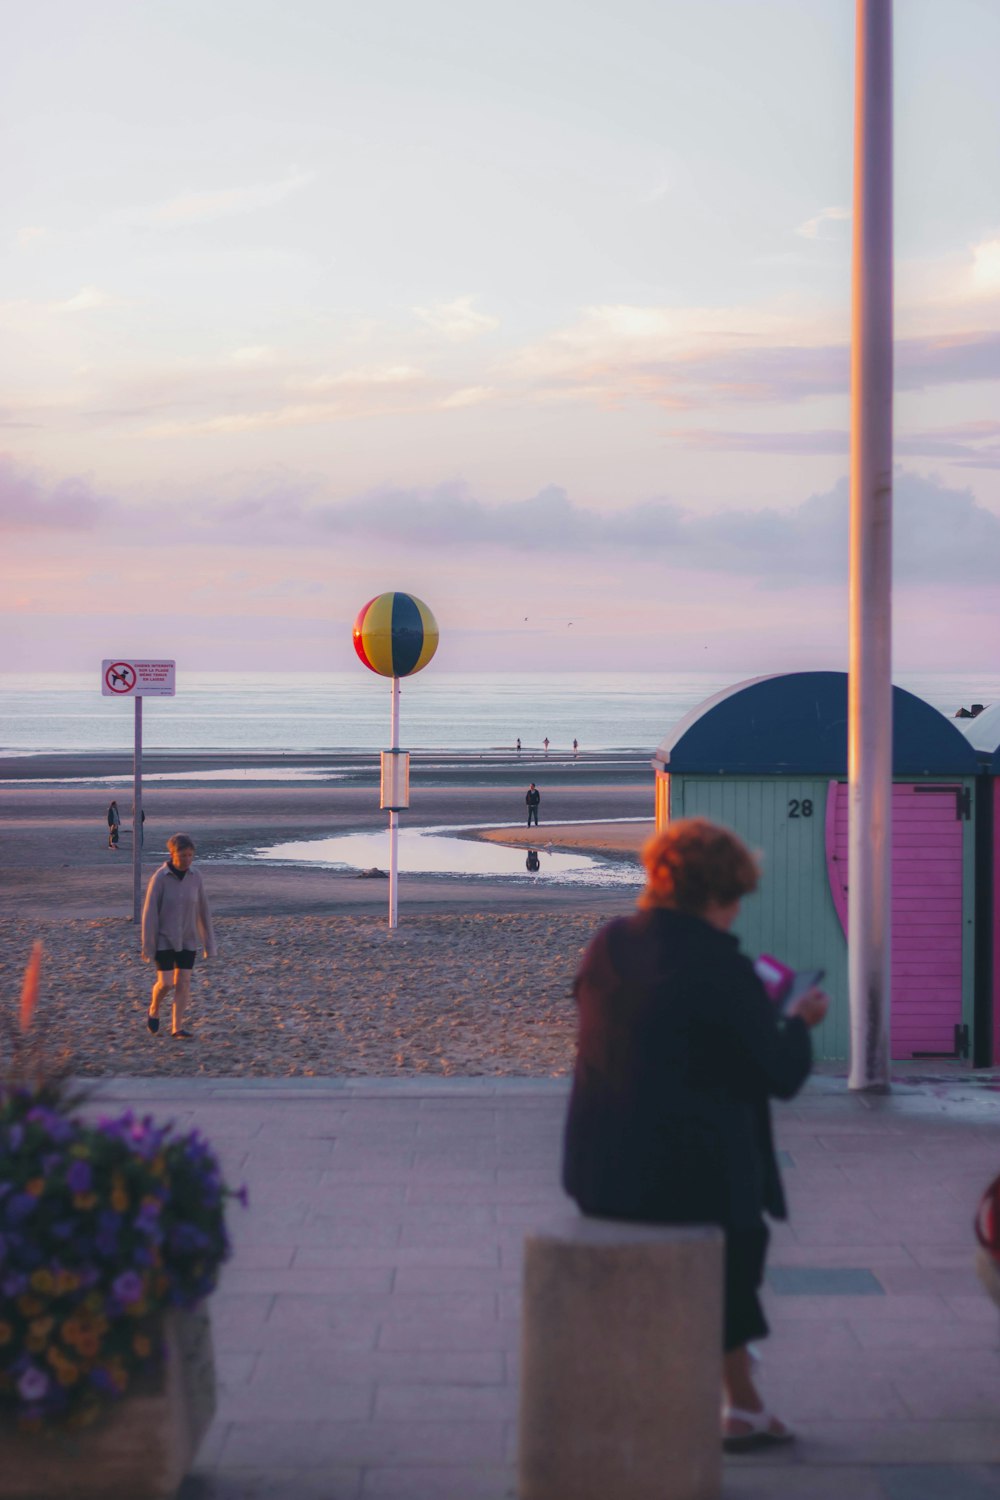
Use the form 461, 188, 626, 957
573, 738, 579, 757
526, 783, 540, 827
107, 800, 121, 850
141, 833, 217, 1040
543, 737, 550, 756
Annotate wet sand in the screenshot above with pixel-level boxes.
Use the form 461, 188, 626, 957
0, 753, 652, 1077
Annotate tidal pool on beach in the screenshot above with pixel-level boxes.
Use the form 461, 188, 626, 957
250, 823, 643, 887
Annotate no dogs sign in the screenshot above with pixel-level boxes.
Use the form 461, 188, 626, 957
101, 660, 176, 697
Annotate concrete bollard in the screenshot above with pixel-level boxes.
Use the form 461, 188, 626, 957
518, 1216, 723, 1500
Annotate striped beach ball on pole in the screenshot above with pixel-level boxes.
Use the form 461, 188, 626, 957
352, 592, 439, 678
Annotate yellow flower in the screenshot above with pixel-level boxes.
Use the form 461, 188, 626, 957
150, 1155, 166, 1177
25, 1178, 45, 1197
56, 1364, 80, 1387
111, 1187, 129, 1213
76, 1333, 101, 1359
61, 1317, 82, 1345
28, 1316, 54, 1341
73, 1192, 98, 1210
17, 1295, 43, 1318
55, 1269, 80, 1295
30, 1269, 55, 1294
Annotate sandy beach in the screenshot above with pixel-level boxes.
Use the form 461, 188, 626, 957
0, 752, 653, 1078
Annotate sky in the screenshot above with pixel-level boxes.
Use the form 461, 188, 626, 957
2, 0, 999, 675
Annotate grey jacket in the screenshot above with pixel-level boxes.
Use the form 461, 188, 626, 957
141, 863, 217, 959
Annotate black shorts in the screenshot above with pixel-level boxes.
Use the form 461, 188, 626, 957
154, 948, 196, 971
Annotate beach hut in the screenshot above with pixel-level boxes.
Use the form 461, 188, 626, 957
958, 705, 999, 1064
651, 672, 982, 1063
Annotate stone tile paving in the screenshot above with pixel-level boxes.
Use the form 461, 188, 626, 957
85, 1073, 1000, 1499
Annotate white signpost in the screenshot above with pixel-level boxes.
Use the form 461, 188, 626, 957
101, 660, 176, 922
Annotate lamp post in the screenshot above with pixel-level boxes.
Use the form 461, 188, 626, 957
352, 593, 439, 929
848, 0, 893, 1092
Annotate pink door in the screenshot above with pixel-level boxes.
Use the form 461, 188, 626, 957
825, 782, 967, 1058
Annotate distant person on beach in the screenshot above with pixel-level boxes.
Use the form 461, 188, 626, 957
573, 738, 579, 757
543, 737, 550, 756
132, 805, 147, 846
562, 818, 828, 1453
526, 783, 540, 827
141, 833, 217, 1040
516, 738, 521, 753
107, 800, 120, 850
526, 848, 540, 872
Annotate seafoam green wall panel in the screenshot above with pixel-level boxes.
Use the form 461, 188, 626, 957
672, 776, 849, 1061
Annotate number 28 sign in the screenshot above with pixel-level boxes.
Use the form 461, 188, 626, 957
101, 660, 176, 697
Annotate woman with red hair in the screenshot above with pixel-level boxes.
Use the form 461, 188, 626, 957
562, 817, 828, 1451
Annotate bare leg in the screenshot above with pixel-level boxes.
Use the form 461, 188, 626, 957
150, 970, 173, 1018
172, 969, 192, 1034
722, 1346, 789, 1438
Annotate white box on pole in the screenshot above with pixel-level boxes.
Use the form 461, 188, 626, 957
380, 751, 410, 810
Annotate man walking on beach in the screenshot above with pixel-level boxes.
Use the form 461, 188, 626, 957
526, 783, 540, 827
107, 799, 121, 850
141, 833, 217, 1040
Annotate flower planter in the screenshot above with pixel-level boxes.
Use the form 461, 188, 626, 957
0, 1306, 216, 1500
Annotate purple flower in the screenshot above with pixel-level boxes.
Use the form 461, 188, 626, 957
112, 1270, 143, 1304
234, 1183, 250, 1209
2, 1271, 27, 1298
134, 1201, 162, 1235
17, 1366, 50, 1402
7, 1124, 24, 1151
67, 1160, 92, 1195
169, 1224, 208, 1254
5, 1194, 38, 1225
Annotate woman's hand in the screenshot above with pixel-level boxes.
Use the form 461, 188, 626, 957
787, 987, 829, 1028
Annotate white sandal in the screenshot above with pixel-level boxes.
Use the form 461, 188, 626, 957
722, 1405, 795, 1452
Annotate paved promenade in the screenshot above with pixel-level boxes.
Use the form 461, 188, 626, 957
89, 1071, 1000, 1500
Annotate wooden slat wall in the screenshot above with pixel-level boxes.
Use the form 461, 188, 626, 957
673, 777, 850, 1062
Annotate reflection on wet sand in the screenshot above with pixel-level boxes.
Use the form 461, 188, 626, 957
253, 824, 642, 888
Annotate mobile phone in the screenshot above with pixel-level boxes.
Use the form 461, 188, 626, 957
783, 968, 825, 1012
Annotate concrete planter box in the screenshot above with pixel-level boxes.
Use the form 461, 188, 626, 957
0, 1306, 216, 1500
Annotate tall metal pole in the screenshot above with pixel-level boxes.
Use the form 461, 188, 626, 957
132, 696, 143, 925
388, 676, 400, 930
848, 0, 893, 1091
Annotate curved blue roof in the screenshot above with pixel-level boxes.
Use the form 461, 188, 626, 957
652, 671, 980, 776
957, 701, 1000, 772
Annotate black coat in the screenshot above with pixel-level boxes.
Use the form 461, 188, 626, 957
562, 907, 812, 1231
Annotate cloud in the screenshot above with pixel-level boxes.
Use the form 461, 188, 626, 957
674, 428, 850, 456
971, 236, 1000, 293
674, 419, 1000, 467
4, 454, 997, 588
16, 226, 47, 248
412, 296, 499, 340
795, 206, 851, 240
0, 455, 115, 531
307, 471, 1000, 584
140, 168, 315, 227
56, 286, 112, 313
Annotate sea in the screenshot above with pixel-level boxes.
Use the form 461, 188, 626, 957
1, 670, 997, 758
